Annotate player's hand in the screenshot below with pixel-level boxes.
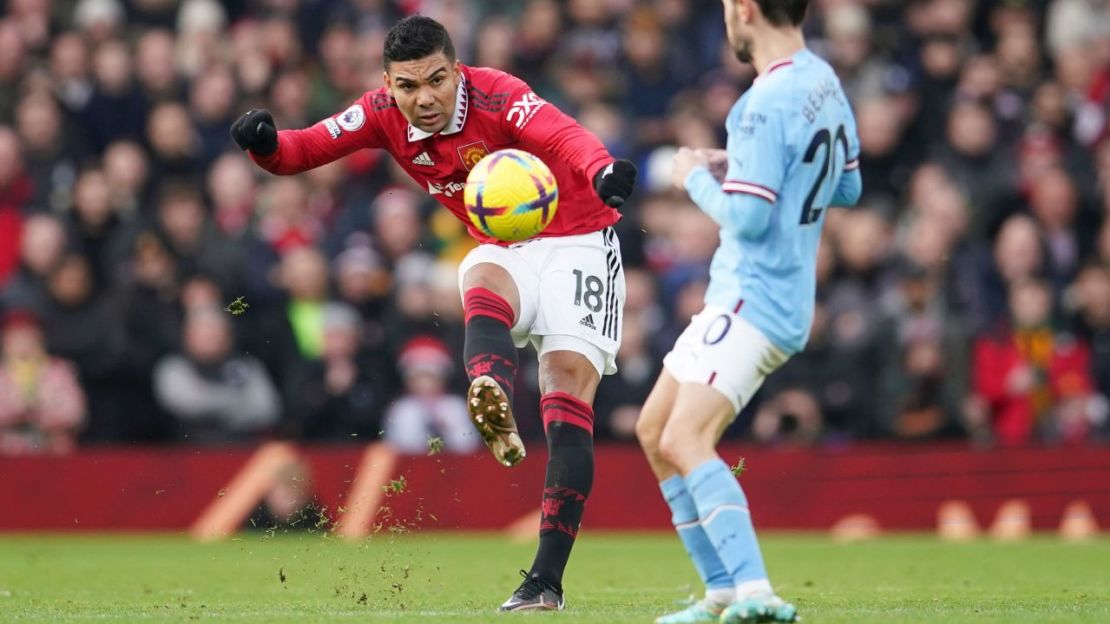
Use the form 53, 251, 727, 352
672, 147, 709, 190
594, 159, 637, 208
696, 148, 729, 182
230, 109, 279, 155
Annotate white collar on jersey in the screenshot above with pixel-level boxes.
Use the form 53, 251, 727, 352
407, 75, 469, 142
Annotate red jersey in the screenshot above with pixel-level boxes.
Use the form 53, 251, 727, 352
251, 65, 620, 244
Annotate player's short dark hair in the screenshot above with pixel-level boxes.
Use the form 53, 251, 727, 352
383, 15, 456, 68
756, 0, 809, 27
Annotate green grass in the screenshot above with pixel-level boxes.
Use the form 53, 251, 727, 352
1, 533, 1108, 622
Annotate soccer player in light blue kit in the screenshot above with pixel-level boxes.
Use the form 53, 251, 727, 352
635, 1, 861, 622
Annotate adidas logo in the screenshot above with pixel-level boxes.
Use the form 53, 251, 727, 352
412, 151, 435, 166
579, 314, 596, 330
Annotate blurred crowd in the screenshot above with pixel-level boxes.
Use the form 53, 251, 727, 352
1, 0, 1109, 455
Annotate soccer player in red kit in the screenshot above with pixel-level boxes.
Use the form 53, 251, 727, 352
231, 16, 636, 612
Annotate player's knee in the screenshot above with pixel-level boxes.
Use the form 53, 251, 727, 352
657, 421, 693, 466
538, 351, 599, 399
462, 264, 520, 317
634, 412, 662, 453
462, 264, 512, 295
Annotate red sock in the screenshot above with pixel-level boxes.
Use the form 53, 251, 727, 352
463, 288, 517, 403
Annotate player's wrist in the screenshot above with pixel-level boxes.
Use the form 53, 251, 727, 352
683, 165, 712, 191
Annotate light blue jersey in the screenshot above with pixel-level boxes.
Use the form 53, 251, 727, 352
684, 49, 862, 354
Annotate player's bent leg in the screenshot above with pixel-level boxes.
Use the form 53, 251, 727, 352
500, 348, 598, 612
635, 369, 680, 481
648, 379, 738, 619
662, 383, 786, 618
657, 382, 735, 476
461, 262, 525, 467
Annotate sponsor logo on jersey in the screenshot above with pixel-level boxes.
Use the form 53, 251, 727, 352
323, 118, 341, 139
507, 92, 546, 129
457, 141, 489, 170
336, 104, 365, 131
412, 151, 435, 166
427, 180, 466, 198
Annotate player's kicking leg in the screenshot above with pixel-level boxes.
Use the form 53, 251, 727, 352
499, 347, 600, 612
460, 262, 526, 467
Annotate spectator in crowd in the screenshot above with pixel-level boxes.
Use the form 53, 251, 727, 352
877, 261, 969, 440
207, 151, 258, 240
332, 241, 392, 322
80, 38, 146, 153
153, 305, 280, 443
1070, 263, 1110, 432
120, 232, 223, 440
244, 245, 331, 384
0, 310, 86, 454
2, 214, 67, 311
284, 302, 396, 440
382, 336, 479, 455
35, 253, 129, 441
66, 167, 133, 290
154, 183, 240, 292
15, 91, 76, 213
818, 209, 899, 437
381, 254, 465, 380
971, 279, 1097, 445
103, 140, 151, 215
975, 214, 1052, 332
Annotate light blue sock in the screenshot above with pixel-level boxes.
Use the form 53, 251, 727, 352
684, 459, 770, 590
660, 475, 733, 592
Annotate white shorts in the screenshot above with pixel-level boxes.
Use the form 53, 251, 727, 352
662, 306, 790, 414
458, 227, 625, 376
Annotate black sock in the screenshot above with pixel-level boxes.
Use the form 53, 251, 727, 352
530, 392, 595, 590
463, 288, 518, 407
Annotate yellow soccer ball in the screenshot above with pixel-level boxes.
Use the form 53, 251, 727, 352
464, 149, 559, 242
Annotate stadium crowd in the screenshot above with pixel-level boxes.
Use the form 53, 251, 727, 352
1, 0, 1109, 454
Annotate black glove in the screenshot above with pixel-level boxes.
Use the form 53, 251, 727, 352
230, 109, 279, 156
593, 159, 637, 208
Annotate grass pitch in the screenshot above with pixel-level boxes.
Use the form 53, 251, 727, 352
0, 533, 1108, 623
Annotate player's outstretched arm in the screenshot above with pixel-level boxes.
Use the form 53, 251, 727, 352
231, 98, 381, 175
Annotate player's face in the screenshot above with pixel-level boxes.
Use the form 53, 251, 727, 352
722, 0, 755, 64
385, 53, 462, 134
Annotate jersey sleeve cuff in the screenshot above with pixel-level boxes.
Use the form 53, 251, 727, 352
585, 158, 611, 188
721, 179, 779, 203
